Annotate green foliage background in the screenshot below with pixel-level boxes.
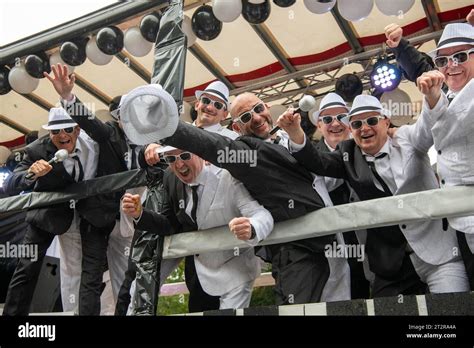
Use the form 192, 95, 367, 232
157, 260, 275, 315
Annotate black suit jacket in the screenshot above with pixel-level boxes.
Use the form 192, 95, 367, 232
64, 97, 138, 226
293, 137, 407, 277
136, 169, 197, 235
4, 137, 77, 234
148, 121, 333, 255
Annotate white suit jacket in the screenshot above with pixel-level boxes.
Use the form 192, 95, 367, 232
392, 107, 460, 265
421, 79, 474, 234
193, 165, 274, 296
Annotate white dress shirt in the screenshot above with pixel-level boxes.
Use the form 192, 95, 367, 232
62, 130, 99, 181
362, 139, 398, 195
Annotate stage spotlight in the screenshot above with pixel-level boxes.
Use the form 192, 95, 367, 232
370, 59, 401, 92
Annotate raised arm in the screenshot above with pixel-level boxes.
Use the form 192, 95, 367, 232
44, 64, 114, 141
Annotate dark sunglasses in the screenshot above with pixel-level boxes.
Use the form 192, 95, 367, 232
163, 152, 192, 164
320, 113, 348, 125
349, 115, 385, 130
200, 97, 226, 111
50, 127, 75, 135
235, 102, 265, 124
434, 48, 474, 68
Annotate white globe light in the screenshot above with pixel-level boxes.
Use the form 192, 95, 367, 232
338, 0, 374, 22
304, 0, 336, 14
86, 37, 113, 65
212, 0, 242, 22
124, 27, 153, 57
8, 64, 39, 94
49, 51, 75, 73
375, 0, 415, 16
182, 15, 197, 47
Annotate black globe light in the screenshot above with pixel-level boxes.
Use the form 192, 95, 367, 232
242, 0, 271, 24
25, 52, 51, 78
96, 26, 124, 55
60, 38, 88, 66
191, 5, 222, 41
140, 13, 161, 42
273, 0, 296, 8
370, 59, 402, 92
0, 67, 12, 95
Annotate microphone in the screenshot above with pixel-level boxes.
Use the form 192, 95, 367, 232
25, 149, 70, 179
269, 94, 316, 135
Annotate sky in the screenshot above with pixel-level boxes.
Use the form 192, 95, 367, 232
0, 0, 118, 46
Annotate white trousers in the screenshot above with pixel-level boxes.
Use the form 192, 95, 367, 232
219, 280, 254, 310
58, 219, 133, 314
410, 253, 470, 293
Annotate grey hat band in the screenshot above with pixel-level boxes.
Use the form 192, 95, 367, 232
203, 88, 228, 102
48, 119, 76, 126
349, 105, 381, 115
321, 101, 347, 110
437, 37, 474, 49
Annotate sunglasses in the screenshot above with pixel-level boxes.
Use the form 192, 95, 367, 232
349, 115, 385, 130
163, 152, 193, 164
235, 102, 265, 124
434, 48, 474, 68
50, 127, 75, 135
200, 97, 226, 111
320, 113, 348, 125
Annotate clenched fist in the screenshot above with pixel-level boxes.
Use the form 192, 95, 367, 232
27, 159, 52, 179
384, 23, 403, 48
121, 193, 142, 219
276, 108, 305, 145
467, 9, 474, 26
416, 70, 445, 109
229, 217, 254, 241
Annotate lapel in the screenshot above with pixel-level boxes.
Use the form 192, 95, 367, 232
388, 142, 404, 194
197, 166, 220, 219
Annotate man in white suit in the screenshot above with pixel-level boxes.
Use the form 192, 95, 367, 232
122, 146, 273, 309
415, 22, 474, 288
278, 94, 469, 296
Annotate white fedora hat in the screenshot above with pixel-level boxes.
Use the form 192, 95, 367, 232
119, 84, 179, 146
310, 93, 349, 125
195, 81, 230, 109
428, 23, 474, 57
343, 95, 391, 124
156, 145, 178, 154
42, 107, 77, 130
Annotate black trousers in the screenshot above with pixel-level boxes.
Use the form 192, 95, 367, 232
78, 219, 115, 315
3, 224, 55, 315
271, 245, 330, 305
456, 231, 474, 290
372, 252, 427, 298
343, 231, 371, 299
185, 256, 220, 313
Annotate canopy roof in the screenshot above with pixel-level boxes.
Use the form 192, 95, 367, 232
0, 0, 472, 148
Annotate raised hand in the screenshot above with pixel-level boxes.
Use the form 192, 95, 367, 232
276, 108, 305, 145
384, 23, 403, 48
416, 71, 445, 109
43, 63, 75, 101
467, 9, 474, 26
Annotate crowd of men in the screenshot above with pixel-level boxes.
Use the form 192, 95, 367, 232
1, 15, 473, 315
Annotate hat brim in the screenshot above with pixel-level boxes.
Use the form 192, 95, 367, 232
427, 42, 474, 58
311, 105, 350, 125
42, 122, 77, 130
156, 145, 178, 154
120, 84, 179, 146
195, 90, 230, 109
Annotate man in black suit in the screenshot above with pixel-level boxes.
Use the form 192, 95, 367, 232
125, 88, 334, 305
311, 92, 371, 300
2, 108, 117, 315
